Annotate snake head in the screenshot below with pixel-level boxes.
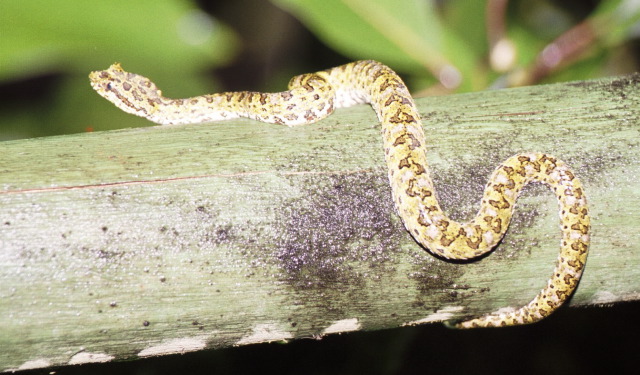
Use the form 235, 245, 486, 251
89, 63, 162, 118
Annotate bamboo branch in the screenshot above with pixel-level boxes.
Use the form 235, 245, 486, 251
1, 74, 639, 371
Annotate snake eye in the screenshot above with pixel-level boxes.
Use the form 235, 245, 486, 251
106, 82, 113, 91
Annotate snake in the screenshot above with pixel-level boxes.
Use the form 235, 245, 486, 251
89, 60, 590, 328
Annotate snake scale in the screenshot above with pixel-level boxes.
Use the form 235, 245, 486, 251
90, 60, 590, 328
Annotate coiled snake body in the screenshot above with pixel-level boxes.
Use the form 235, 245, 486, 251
90, 60, 590, 328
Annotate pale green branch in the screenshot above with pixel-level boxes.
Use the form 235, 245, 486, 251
1, 74, 639, 371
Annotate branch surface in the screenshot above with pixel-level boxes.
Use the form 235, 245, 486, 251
1, 74, 639, 371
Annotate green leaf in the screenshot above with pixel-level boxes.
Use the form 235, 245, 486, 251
0, 0, 238, 81
594, 0, 640, 46
272, 0, 447, 73
0, 0, 239, 138
273, 0, 488, 91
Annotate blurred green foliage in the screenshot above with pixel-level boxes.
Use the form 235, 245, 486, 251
0, 0, 237, 140
1, 0, 638, 140
274, 0, 640, 90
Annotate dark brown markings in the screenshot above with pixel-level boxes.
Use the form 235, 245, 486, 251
580, 208, 588, 218
570, 223, 587, 234
465, 227, 482, 249
506, 178, 516, 190
484, 216, 502, 233
122, 82, 132, 91
384, 93, 413, 107
392, 136, 405, 147
439, 235, 454, 247
489, 198, 510, 210
563, 274, 575, 285
384, 96, 396, 107
531, 161, 542, 172
260, 93, 268, 105
116, 90, 147, 114
538, 307, 551, 317
571, 241, 588, 254
515, 165, 527, 177
547, 294, 562, 308
404, 178, 432, 200
436, 220, 450, 231
492, 178, 515, 193
416, 213, 431, 228
389, 108, 416, 125
129, 89, 141, 102
406, 133, 421, 149
465, 239, 480, 250
567, 258, 584, 271
301, 75, 321, 92
398, 156, 426, 174
392, 132, 422, 150
371, 69, 385, 83
379, 78, 403, 93
565, 188, 577, 197
405, 179, 418, 197
362, 62, 375, 78
304, 110, 315, 121
398, 157, 411, 169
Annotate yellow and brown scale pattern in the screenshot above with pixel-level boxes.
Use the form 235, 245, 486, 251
90, 60, 590, 328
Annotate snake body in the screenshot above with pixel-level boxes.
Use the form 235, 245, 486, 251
89, 60, 590, 328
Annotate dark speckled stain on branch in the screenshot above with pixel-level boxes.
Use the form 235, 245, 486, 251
568, 72, 640, 99
606, 73, 640, 100
270, 171, 462, 313
274, 173, 399, 288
